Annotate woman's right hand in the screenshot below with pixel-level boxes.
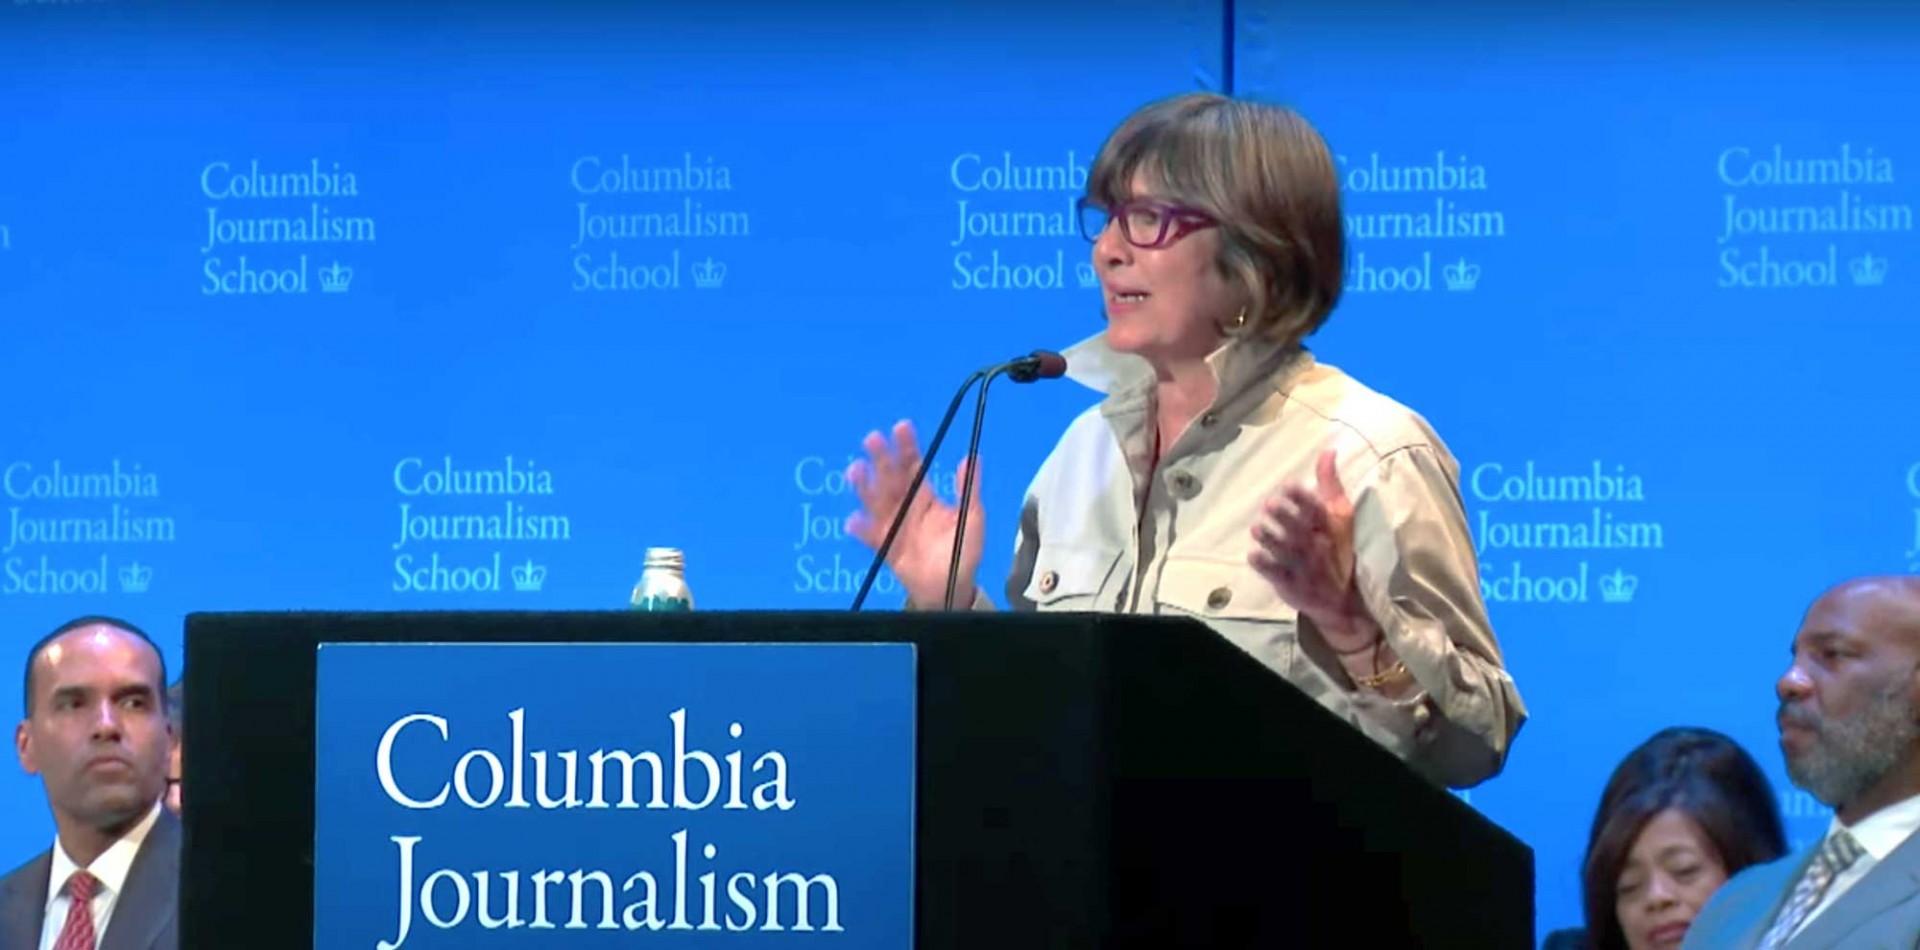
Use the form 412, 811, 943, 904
845, 420, 986, 608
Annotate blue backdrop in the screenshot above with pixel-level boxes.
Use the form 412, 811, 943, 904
3, 0, 1916, 942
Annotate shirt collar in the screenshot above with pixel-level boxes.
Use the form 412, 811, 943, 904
1827, 791, 1920, 861
1060, 329, 1313, 414
45, 798, 163, 911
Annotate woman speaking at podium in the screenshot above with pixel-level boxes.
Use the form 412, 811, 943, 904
846, 92, 1526, 789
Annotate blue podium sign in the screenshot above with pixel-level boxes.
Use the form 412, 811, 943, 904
313, 641, 917, 949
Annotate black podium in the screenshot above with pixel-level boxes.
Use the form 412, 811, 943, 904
182, 610, 1532, 948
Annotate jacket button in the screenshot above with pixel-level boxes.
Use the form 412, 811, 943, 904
1038, 570, 1058, 594
1200, 411, 1219, 428
1206, 587, 1232, 610
1171, 471, 1198, 496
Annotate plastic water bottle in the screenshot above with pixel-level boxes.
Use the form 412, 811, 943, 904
630, 547, 693, 611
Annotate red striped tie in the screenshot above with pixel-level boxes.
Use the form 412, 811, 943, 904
53, 871, 99, 950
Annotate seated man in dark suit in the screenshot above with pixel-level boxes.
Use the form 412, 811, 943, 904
2, 616, 179, 950
1683, 576, 1920, 949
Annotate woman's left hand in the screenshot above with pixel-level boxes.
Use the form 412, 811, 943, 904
1249, 448, 1373, 652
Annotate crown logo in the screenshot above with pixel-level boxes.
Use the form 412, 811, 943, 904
118, 561, 152, 594
1443, 257, 1480, 292
511, 558, 547, 593
692, 257, 726, 289
319, 262, 353, 293
1600, 569, 1638, 604
1850, 253, 1887, 287
1076, 262, 1098, 289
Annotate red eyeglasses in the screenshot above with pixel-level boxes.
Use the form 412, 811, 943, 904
1077, 197, 1217, 249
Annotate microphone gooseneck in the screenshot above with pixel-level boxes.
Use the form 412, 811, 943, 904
851, 350, 1068, 612
849, 367, 985, 611
944, 369, 999, 609
943, 351, 1065, 608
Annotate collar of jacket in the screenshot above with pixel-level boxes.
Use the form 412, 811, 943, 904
1059, 329, 1315, 416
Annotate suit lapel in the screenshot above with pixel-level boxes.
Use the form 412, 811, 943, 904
101, 810, 179, 950
1786, 831, 1920, 949
1729, 852, 1817, 949
0, 851, 52, 950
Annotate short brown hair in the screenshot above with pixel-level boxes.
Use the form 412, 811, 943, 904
1086, 92, 1344, 347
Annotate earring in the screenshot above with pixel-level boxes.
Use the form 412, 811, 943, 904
1222, 308, 1248, 334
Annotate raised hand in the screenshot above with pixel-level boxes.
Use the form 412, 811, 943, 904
844, 420, 986, 608
1248, 448, 1371, 650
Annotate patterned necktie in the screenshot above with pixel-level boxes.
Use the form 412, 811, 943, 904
1758, 829, 1866, 950
53, 870, 100, 950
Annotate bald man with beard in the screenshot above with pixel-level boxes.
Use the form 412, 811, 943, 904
1683, 576, 1920, 949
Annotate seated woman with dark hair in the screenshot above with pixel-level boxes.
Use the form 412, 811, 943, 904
1547, 727, 1788, 949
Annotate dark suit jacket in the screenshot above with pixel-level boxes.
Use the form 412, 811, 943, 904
1681, 826, 1920, 949
0, 809, 178, 950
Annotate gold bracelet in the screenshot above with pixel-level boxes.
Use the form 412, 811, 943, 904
1353, 660, 1408, 690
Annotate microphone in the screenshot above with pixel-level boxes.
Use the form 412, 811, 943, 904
943, 350, 1065, 608
1004, 350, 1068, 384
850, 350, 1067, 611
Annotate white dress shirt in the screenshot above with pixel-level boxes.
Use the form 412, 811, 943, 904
38, 800, 163, 950
1792, 791, 1920, 939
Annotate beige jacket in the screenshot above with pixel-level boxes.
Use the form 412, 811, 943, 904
970, 333, 1527, 789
